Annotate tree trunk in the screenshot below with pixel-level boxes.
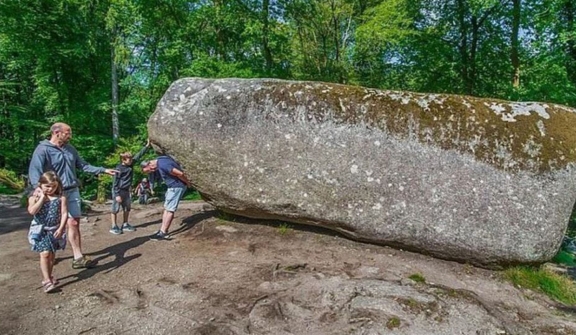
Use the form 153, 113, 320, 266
563, 1, 576, 84
262, 0, 274, 74
111, 40, 119, 146
511, 0, 521, 88
456, 0, 471, 94
470, 16, 479, 95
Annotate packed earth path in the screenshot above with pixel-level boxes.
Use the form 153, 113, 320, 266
1, 194, 575, 335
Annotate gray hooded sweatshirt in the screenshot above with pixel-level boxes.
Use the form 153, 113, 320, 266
28, 140, 106, 189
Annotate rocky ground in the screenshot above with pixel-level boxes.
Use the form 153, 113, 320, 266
0, 194, 575, 335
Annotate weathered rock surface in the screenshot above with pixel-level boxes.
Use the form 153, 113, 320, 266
148, 78, 576, 267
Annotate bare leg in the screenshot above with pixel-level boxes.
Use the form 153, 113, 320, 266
67, 217, 83, 259
40, 252, 51, 282
160, 210, 175, 233
48, 253, 55, 277
123, 210, 130, 224
111, 213, 117, 226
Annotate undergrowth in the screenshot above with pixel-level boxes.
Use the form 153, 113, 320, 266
503, 266, 576, 306
553, 251, 576, 267
0, 168, 25, 194
278, 223, 292, 235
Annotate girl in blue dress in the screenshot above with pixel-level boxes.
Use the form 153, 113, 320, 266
28, 171, 67, 293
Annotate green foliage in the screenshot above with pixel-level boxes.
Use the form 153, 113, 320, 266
503, 266, 576, 306
552, 251, 576, 267
0, 183, 20, 195
355, 0, 414, 50
2, 0, 576, 186
278, 222, 292, 235
409, 273, 426, 283
386, 317, 401, 329
19, 193, 28, 208
0, 168, 25, 192
182, 190, 202, 201
181, 56, 256, 79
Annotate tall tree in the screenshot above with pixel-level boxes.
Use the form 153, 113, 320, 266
560, 0, 576, 84
511, 0, 521, 88
282, 0, 355, 83
353, 0, 414, 88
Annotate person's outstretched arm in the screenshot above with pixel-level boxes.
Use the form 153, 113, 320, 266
70, 145, 117, 176
132, 139, 151, 163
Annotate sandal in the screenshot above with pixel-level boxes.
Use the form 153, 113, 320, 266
51, 276, 59, 286
71, 255, 96, 269
42, 280, 55, 293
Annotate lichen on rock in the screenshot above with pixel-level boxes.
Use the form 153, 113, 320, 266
148, 78, 576, 268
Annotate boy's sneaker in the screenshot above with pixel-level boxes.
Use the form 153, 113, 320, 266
150, 231, 172, 241
109, 225, 122, 235
121, 223, 136, 232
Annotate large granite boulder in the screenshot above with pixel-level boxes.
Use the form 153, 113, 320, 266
148, 78, 576, 268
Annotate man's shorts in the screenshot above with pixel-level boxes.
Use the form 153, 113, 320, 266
64, 188, 82, 219
164, 187, 186, 212
111, 189, 132, 213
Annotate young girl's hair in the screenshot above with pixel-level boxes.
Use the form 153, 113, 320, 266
38, 171, 63, 196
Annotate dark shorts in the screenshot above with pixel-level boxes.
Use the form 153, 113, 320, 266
111, 189, 132, 213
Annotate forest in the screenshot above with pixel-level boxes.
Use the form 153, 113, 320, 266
1, 0, 575, 193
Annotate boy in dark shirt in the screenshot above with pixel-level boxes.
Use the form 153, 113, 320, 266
109, 141, 150, 235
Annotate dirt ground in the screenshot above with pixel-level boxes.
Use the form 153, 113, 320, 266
1, 194, 575, 335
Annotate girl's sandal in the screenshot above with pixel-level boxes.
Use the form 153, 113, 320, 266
51, 276, 59, 286
42, 280, 56, 293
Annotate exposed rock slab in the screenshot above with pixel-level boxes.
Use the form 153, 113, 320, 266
148, 78, 576, 267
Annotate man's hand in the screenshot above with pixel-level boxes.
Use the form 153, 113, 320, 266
115, 195, 122, 203
104, 169, 119, 176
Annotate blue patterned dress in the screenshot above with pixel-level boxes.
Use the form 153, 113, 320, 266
31, 197, 66, 252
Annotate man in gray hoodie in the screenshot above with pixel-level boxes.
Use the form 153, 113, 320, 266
28, 122, 118, 269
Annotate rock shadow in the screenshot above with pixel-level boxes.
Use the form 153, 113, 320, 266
215, 210, 347, 239
169, 210, 216, 237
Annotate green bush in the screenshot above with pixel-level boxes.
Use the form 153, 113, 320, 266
0, 183, 20, 195
182, 190, 202, 201
0, 168, 25, 193
552, 251, 576, 267
20, 193, 28, 208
